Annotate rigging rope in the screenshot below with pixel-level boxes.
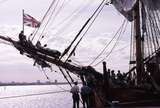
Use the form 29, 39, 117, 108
0, 65, 70, 100
65, 69, 74, 83
50, 0, 91, 31
64, 0, 107, 62
142, 5, 151, 58
37, 65, 68, 91
92, 20, 128, 67
149, 9, 160, 48
143, 0, 160, 58
60, 0, 107, 59
148, 1, 160, 48
35, 0, 60, 42
89, 19, 126, 66
46, 0, 94, 44
146, 20, 154, 55
37, 0, 68, 42
70, 44, 129, 65
42, 69, 50, 80
148, 14, 158, 51
0, 90, 69, 100
58, 67, 72, 87
145, 5, 157, 54
31, 0, 57, 41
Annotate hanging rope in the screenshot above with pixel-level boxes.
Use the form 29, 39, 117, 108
37, 65, 69, 91
145, 9, 155, 55
31, 0, 57, 41
146, 6, 158, 55
89, 19, 126, 66
46, 0, 94, 44
35, 0, 60, 43
65, 69, 74, 83
143, 6, 151, 58
146, 20, 154, 55
58, 67, 72, 87
50, 0, 91, 32
149, 9, 160, 48
92, 20, 128, 67
60, 0, 107, 59
148, 1, 160, 48
64, 0, 107, 62
0, 90, 69, 100
37, 0, 69, 42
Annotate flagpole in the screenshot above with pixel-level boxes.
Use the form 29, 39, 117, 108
22, 9, 24, 32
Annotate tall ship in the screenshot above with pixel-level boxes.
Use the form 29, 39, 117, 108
0, 0, 160, 107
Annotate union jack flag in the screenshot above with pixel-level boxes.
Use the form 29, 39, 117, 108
23, 13, 40, 28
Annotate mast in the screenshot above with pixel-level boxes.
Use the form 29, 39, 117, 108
22, 9, 24, 32
134, 0, 144, 84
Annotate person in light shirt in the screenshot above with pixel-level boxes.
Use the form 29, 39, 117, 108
70, 82, 79, 108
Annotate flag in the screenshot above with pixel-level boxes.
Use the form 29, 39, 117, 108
23, 13, 40, 28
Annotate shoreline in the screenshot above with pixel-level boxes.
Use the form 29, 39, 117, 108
0, 82, 76, 86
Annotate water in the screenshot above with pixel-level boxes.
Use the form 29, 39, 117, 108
0, 85, 82, 108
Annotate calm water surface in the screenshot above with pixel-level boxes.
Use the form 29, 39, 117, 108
0, 85, 82, 108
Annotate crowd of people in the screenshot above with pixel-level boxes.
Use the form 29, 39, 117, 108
18, 30, 57, 69
18, 30, 61, 58
106, 69, 135, 87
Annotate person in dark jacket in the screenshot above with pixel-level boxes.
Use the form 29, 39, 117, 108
19, 30, 27, 45
18, 30, 27, 54
81, 82, 91, 108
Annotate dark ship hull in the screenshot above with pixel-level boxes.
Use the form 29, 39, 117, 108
108, 88, 160, 106
82, 62, 160, 107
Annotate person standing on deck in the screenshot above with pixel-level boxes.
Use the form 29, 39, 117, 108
18, 30, 27, 54
70, 82, 80, 108
81, 82, 91, 108
19, 31, 24, 42
19, 30, 27, 45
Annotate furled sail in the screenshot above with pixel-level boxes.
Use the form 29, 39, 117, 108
112, 0, 137, 21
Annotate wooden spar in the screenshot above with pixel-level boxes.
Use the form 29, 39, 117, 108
0, 35, 81, 73
134, 0, 144, 84
0, 35, 102, 78
0, 35, 105, 107
0, 35, 14, 43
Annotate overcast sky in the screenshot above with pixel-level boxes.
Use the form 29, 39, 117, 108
0, 0, 131, 83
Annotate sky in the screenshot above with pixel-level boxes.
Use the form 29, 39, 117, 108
0, 0, 131, 83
